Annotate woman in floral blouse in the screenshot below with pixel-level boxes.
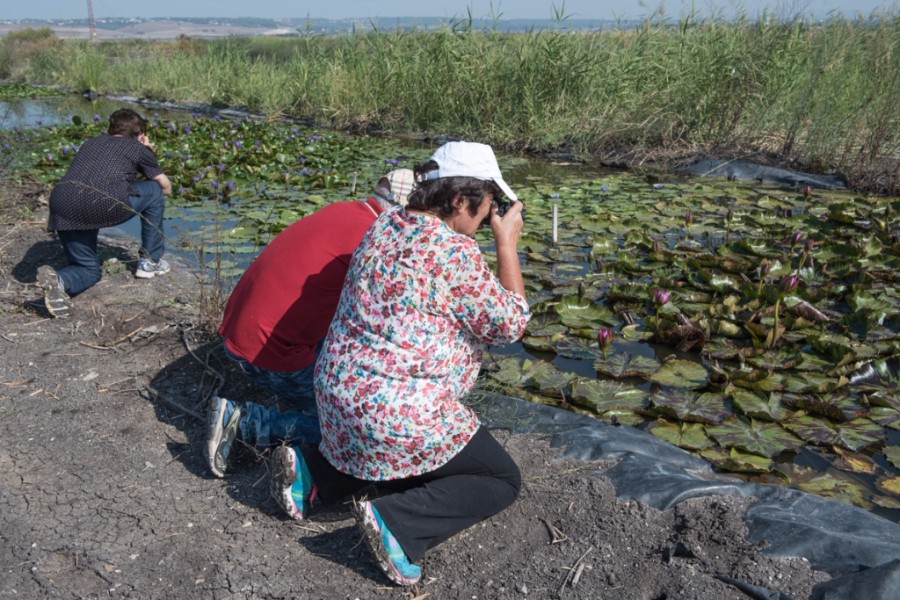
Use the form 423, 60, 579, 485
269, 141, 530, 586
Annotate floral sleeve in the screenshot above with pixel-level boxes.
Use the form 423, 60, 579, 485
441, 237, 530, 345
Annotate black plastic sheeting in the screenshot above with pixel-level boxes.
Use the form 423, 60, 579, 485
674, 158, 848, 189
476, 394, 900, 600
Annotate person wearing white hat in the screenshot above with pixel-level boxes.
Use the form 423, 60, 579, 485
205, 170, 414, 478
269, 141, 530, 586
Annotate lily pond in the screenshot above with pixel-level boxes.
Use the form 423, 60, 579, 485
2, 91, 899, 521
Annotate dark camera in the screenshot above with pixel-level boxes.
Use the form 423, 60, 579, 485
480, 198, 524, 228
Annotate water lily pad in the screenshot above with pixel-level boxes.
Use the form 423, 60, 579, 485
647, 419, 714, 450
620, 324, 654, 342
876, 475, 900, 496
783, 416, 884, 451
832, 447, 876, 475
781, 394, 867, 422
553, 336, 608, 360
730, 368, 784, 393
797, 473, 871, 508
873, 495, 900, 509
699, 447, 774, 473
706, 417, 803, 457
732, 390, 793, 421
593, 353, 660, 379
569, 379, 649, 414
533, 365, 579, 393
555, 294, 615, 328
883, 446, 900, 470
650, 358, 708, 389
521, 334, 562, 352
650, 390, 730, 424
487, 357, 558, 388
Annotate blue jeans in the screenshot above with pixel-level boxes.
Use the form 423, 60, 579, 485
56, 180, 166, 296
237, 400, 321, 449
223, 346, 321, 448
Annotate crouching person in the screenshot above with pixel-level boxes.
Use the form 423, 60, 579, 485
269, 141, 530, 585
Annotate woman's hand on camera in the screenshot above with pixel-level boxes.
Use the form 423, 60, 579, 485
491, 199, 524, 249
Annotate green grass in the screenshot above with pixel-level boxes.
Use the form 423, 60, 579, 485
5, 11, 899, 191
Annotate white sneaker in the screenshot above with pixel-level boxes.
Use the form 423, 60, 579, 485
37, 265, 71, 318
135, 258, 170, 279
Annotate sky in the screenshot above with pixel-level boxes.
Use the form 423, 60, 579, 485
3, 0, 896, 21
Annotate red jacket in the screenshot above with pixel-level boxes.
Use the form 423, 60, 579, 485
219, 198, 383, 371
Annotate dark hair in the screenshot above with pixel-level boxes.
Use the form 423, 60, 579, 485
406, 160, 501, 219
107, 108, 147, 137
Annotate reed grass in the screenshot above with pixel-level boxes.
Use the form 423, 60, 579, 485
6, 10, 899, 191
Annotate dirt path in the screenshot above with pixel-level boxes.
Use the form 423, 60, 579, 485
0, 203, 831, 599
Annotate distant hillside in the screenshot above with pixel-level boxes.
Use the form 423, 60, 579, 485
0, 16, 630, 40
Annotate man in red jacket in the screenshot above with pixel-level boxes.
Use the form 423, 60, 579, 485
207, 169, 415, 477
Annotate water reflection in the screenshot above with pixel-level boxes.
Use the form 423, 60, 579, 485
1, 95, 145, 129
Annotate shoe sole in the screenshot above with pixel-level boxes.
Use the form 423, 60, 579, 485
135, 267, 170, 279
206, 397, 237, 478
356, 500, 421, 586
37, 267, 71, 318
270, 446, 305, 520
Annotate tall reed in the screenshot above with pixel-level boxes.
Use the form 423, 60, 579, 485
11, 10, 900, 191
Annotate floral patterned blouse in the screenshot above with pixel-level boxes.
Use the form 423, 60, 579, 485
314, 207, 530, 481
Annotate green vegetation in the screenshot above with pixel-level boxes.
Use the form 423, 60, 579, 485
6, 112, 899, 514
3, 10, 898, 191
2, 14, 898, 514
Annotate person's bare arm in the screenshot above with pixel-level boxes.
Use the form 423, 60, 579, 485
491, 200, 525, 297
136, 133, 172, 195
153, 173, 172, 196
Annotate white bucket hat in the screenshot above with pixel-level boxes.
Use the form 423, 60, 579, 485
421, 141, 518, 201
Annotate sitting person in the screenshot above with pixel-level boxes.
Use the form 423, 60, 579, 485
269, 141, 530, 586
206, 169, 415, 478
38, 108, 172, 318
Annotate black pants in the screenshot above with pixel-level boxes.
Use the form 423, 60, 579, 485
302, 426, 521, 563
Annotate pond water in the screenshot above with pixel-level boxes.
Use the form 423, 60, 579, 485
4, 95, 899, 523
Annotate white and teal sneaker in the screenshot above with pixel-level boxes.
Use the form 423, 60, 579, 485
206, 396, 241, 478
270, 445, 318, 520
356, 499, 422, 586
135, 257, 170, 279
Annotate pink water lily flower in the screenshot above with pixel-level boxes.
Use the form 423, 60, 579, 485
653, 289, 671, 307
597, 328, 615, 352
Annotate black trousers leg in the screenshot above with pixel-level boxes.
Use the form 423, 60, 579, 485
372, 427, 521, 563
302, 427, 520, 564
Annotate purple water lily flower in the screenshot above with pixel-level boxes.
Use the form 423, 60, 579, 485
597, 327, 614, 352
93, 114, 101, 122
211, 180, 219, 188
653, 289, 671, 307
790, 231, 804, 247
183, 125, 191, 134
780, 273, 799, 294
600, 185, 609, 192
